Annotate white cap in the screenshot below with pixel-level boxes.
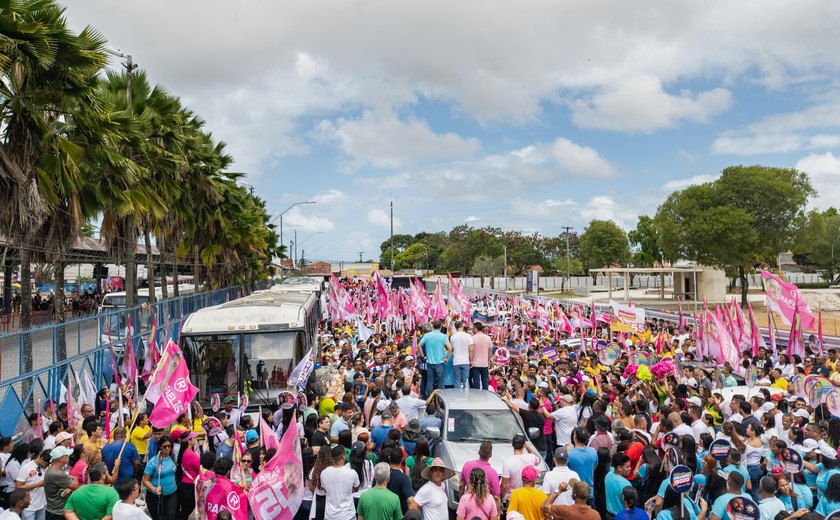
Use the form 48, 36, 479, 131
803, 438, 819, 451
686, 378, 698, 389
404, 355, 414, 362
793, 409, 810, 419
819, 443, 837, 459
687, 396, 702, 406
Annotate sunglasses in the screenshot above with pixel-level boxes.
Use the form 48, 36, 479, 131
242, 459, 253, 463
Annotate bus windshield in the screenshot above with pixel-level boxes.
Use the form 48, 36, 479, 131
182, 331, 303, 402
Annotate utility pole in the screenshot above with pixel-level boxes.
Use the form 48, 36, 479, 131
504, 245, 507, 291
390, 200, 395, 275
294, 230, 297, 268
290, 241, 295, 270
562, 226, 573, 292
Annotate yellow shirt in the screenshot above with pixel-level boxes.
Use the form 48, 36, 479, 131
130, 425, 151, 455
772, 378, 788, 391
508, 485, 547, 520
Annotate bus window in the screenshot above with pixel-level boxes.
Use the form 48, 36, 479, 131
244, 331, 301, 391
182, 334, 240, 402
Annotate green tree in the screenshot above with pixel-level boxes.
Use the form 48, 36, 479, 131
472, 255, 505, 288
394, 243, 428, 270
654, 165, 813, 306
793, 208, 840, 283
378, 233, 415, 266
628, 215, 668, 267
501, 231, 546, 275
579, 220, 630, 283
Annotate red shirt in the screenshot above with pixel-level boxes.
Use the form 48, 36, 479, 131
625, 441, 646, 479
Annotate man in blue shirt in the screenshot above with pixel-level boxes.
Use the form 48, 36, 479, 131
418, 320, 452, 397
566, 428, 598, 495
709, 472, 751, 520
605, 452, 633, 519
100, 427, 141, 486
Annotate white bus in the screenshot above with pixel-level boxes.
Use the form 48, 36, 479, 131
99, 284, 197, 347
179, 287, 321, 405
98, 284, 197, 312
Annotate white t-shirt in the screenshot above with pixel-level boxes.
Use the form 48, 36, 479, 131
0, 510, 20, 520
15, 460, 45, 511
43, 436, 56, 451
396, 396, 427, 422
540, 466, 580, 505
450, 331, 473, 365
551, 406, 578, 446
501, 453, 541, 499
351, 460, 375, 499
112, 501, 152, 520
413, 481, 449, 520
319, 465, 359, 520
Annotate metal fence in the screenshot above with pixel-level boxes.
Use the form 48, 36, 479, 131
0, 284, 257, 438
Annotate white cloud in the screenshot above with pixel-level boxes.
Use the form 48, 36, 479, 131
313, 189, 345, 204
794, 152, 840, 210
317, 109, 481, 170
550, 138, 616, 177
282, 207, 335, 232
544, 199, 575, 207
464, 216, 481, 223
367, 209, 402, 230
663, 174, 718, 190
571, 76, 732, 133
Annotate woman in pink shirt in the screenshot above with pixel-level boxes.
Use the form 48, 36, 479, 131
456, 468, 499, 520
175, 430, 201, 520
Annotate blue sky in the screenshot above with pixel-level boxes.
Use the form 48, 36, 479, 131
67, 1, 840, 261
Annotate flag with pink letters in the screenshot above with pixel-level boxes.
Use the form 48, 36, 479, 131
148, 340, 199, 428
248, 412, 304, 520
761, 270, 816, 331
197, 470, 248, 520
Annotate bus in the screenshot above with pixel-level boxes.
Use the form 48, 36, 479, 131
179, 286, 321, 405
98, 284, 197, 312
99, 284, 197, 347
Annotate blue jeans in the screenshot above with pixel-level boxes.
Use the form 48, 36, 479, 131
470, 367, 489, 390
747, 465, 762, 502
425, 363, 445, 396
454, 364, 470, 389
22, 509, 45, 520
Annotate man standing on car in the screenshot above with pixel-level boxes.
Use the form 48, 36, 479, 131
418, 321, 451, 396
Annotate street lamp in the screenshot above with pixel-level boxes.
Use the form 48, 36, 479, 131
270, 201, 316, 259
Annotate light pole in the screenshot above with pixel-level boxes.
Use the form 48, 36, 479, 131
562, 226, 573, 291
270, 201, 316, 259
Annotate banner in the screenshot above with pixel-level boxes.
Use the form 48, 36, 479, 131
609, 300, 646, 333
447, 275, 472, 323
121, 316, 138, 384
761, 270, 816, 331
197, 469, 249, 520
248, 412, 304, 520
287, 348, 314, 392
260, 414, 280, 452
148, 340, 199, 428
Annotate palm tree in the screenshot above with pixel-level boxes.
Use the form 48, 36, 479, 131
0, 1, 108, 370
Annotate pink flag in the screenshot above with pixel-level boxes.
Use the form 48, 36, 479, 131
199, 472, 248, 520
429, 280, 447, 320
447, 275, 472, 323
730, 298, 746, 344
373, 271, 391, 320
104, 398, 111, 441
149, 340, 199, 428
704, 310, 739, 367
248, 412, 304, 520
748, 303, 761, 356
655, 332, 664, 354
141, 317, 160, 383
818, 310, 824, 355
787, 302, 804, 359
767, 307, 777, 352
260, 414, 280, 453
121, 316, 138, 385
761, 270, 816, 331
677, 298, 687, 331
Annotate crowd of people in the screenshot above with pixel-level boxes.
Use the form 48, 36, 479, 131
0, 276, 839, 520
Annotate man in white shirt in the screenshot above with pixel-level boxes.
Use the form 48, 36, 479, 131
448, 321, 473, 390
757, 476, 785, 520
319, 445, 359, 520
689, 406, 710, 441
0, 489, 29, 520
396, 387, 438, 422
670, 412, 695, 439
541, 448, 579, 505
545, 395, 579, 446
15, 448, 48, 520
500, 434, 542, 500
112, 478, 152, 520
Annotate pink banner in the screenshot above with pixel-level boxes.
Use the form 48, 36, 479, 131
703, 309, 740, 367
259, 415, 280, 453
248, 412, 304, 520
197, 471, 248, 520
121, 316, 137, 384
373, 271, 391, 320
447, 275, 472, 323
761, 270, 816, 331
149, 340, 199, 428
429, 279, 447, 320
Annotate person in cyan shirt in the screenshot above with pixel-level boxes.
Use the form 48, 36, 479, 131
605, 452, 633, 518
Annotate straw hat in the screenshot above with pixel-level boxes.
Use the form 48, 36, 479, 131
421, 457, 456, 480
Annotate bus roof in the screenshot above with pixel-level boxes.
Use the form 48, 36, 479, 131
181, 290, 316, 334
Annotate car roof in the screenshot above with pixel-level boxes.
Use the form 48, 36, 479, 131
436, 389, 508, 411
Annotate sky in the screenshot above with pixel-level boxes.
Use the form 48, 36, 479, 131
65, 1, 840, 262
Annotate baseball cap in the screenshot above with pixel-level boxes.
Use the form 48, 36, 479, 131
381, 410, 393, 419
223, 396, 235, 404
521, 465, 539, 482
553, 447, 568, 464
686, 378, 698, 389
55, 432, 74, 445
560, 394, 574, 404
245, 430, 259, 443
50, 446, 72, 461
819, 443, 838, 460
170, 429, 198, 443
351, 441, 366, 453
405, 355, 414, 362
803, 439, 819, 452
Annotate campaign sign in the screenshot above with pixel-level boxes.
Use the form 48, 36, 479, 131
541, 346, 559, 361
211, 393, 221, 413
494, 347, 511, 365
824, 510, 840, 520
629, 351, 651, 366
598, 344, 620, 366
664, 447, 680, 471
780, 447, 804, 474
745, 366, 757, 389
202, 417, 224, 437
726, 496, 760, 520
669, 465, 693, 494
662, 432, 680, 450
297, 392, 308, 412
709, 439, 732, 461
277, 391, 297, 410
826, 388, 840, 417
791, 373, 805, 397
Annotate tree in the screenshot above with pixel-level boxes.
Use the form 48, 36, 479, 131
394, 243, 427, 270
578, 220, 630, 283
793, 208, 840, 283
472, 255, 505, 288
628, 215, 667, 267
654, 165, 814, 306
501, 231, 547, 275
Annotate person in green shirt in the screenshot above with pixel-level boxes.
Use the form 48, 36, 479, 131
64, 463, 119, 520
357, 462, 403, 520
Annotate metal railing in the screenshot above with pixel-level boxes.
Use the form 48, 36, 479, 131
0, 284, 261, 438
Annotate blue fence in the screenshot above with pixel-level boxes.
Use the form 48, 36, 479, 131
0, 285, 256, 438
